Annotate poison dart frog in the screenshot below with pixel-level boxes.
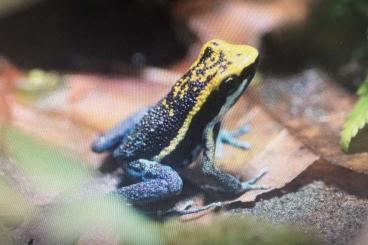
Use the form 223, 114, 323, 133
92, 39, 267, 214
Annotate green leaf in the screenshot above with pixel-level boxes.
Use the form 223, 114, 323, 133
341, 76, 368, 153
0, 177, 33, 230
2, 126, 91, 194
17, 69, 62, 94
1, 127, 162, 244
0, 224, 13, 245
46, 196, 162, 245
161, 215, 322, 245
357, 76, 368, 96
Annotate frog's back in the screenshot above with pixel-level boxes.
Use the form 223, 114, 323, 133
114, 98, 195, 161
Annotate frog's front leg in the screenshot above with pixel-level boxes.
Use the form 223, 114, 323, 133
116, 159, 183, 204
91, 106, 151, 153
216, 123, 251, 157
202, 126, 267, 194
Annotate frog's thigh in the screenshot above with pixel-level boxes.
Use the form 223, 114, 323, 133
117, 159, 183, 204
91, 106, 151, 153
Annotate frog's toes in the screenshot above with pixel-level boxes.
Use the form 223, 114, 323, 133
228, 123, 252, 138
227, 139, 251, 150
160, 201, 224, 216
177, 202, 224, 215
242, 183, 269, 191
241, 169, 269, 192
178, 200, 195, 211
217, 124, 252, 152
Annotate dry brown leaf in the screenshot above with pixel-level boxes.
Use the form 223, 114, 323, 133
7, 98, 102, 167
237, 129, 319, 202
36, 75, 170, 131
256, 69, 368, 174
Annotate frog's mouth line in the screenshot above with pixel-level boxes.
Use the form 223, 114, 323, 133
211, 77, 250, 127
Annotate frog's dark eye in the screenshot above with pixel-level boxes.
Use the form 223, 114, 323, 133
219, 76, 239, 95
224, 76, 235, 83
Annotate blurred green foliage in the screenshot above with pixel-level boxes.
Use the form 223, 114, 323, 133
357, 75, 368, 96
0, 227, 12, 245
16, 69, 62, 95
0, 177, 33, 232
161, 215, 322, 245
328, 0, 368, 25
323, 0, 368, 64
0, 0, 39, 18
262, 0, 368, 90
46, 196, 162, 244
341, 75, 368, 153
2, 126, 90, 194
0, 126, 162, 244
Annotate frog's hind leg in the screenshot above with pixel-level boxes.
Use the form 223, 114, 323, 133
202, 126, 268, 194
216, 123, 251, 156
116, 159, 183, 204
91, 106, 151, 153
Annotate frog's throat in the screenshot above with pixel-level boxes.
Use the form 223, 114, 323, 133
208, 77, 249, 128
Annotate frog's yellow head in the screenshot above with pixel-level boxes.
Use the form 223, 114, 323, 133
192, 39, 259, 119
199, 39, 259, 78
169, 39, 259, 102
185, 39, 259, 108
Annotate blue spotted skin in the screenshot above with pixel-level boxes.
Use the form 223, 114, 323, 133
92, 106, 151, 153
118, 159, 183, 204
92, 40, 264, 205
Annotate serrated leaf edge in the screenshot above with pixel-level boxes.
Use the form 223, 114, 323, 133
340, 96, 368, 151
